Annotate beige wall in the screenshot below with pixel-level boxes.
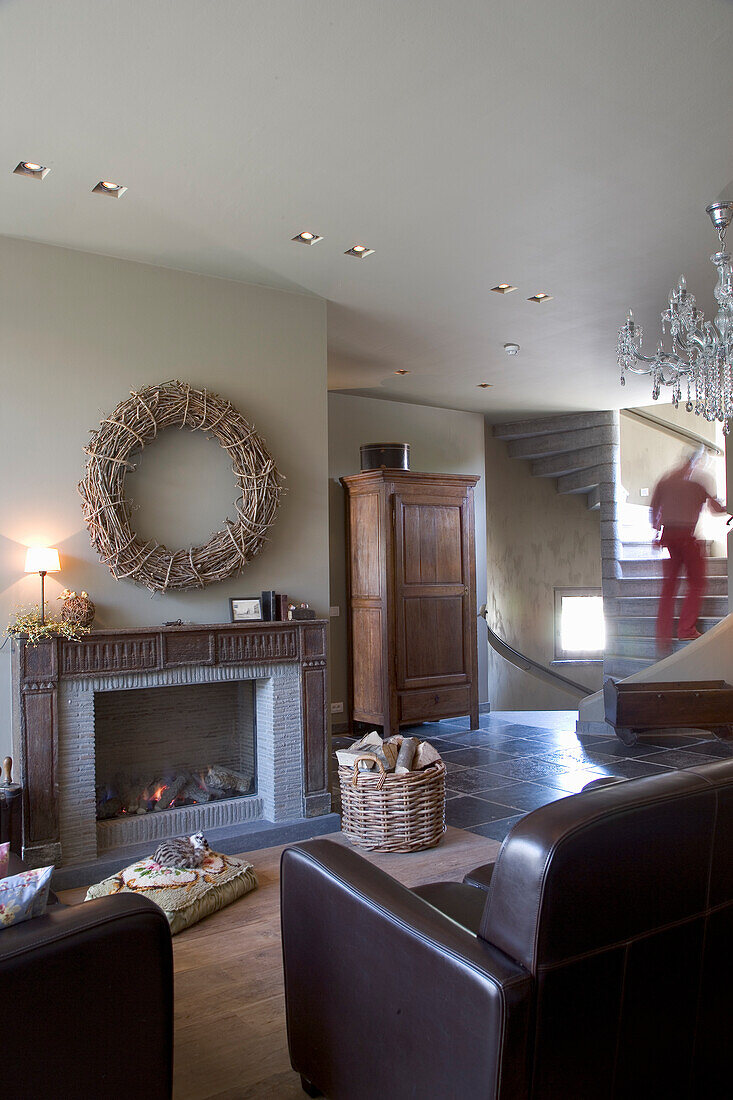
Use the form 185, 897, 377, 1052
0, 235, 329, 757
484, 426, 603, 709
620, 403, 721, 508
328, 393, 488, 719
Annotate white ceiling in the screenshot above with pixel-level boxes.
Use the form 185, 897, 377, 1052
2, 0, 733, 419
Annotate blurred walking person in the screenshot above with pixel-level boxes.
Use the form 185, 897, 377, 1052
651, 447, 727, 655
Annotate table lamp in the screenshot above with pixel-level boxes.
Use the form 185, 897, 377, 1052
24, 547, 60, 624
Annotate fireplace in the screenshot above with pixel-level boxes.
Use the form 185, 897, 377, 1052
12, 621, 337, 883
94, 681, 256, 820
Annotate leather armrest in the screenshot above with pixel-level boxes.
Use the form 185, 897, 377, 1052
0, 894, 173, 1098
281, 839, 532, 1100
463, 861, 496, 893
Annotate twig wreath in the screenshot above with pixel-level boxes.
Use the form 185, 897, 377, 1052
78, 380, 283, 592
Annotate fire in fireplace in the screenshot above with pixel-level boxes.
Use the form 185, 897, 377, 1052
96, 764, 255, 819
94, 680, 256, 822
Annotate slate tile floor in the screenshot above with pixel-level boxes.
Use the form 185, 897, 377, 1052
334, 710, 733, 843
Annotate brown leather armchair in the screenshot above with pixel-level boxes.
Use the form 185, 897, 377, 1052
281, 758, 733, 1099
1, 853, 173, 1098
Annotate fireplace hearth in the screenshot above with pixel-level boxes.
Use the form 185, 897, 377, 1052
12, 621, 337, 884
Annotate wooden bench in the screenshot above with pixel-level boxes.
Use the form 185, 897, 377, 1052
603, 678, 733, 746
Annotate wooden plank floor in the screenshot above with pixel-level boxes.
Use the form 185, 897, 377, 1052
60, 827, 499, 1099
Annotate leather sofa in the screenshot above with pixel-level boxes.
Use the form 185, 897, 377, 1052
281, 757, 733, 1099
1, 853, 174, 1098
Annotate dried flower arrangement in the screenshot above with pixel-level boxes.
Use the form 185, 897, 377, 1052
58, 589, 96, 627
6, 606, 91, 646
78, 380, 284, 592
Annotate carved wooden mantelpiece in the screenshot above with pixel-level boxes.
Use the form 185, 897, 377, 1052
12, 621, 329, 867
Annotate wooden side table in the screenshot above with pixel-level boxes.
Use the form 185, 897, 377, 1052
0, 756, 23, 855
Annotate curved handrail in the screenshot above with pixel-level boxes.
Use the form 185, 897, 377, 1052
479, 607, 594, 701
621, 408, 722, 456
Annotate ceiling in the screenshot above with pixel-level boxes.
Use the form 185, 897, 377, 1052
2, 0, 733, 419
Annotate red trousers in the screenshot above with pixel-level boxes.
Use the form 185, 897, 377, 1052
656, 527, 706, 643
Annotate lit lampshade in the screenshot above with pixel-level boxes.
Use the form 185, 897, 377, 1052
24, 547, 60, 574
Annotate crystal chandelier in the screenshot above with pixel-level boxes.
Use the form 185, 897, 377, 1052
617, 201, 733, 432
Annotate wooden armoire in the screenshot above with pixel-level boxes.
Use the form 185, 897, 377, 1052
341, 469, 480, 736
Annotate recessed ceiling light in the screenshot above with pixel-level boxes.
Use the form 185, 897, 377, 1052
503, 343, 520, 355
345, 245, 375, 258
477, 382, 493, 388
13, 161, 50, 179
527, 292, 552, 302
93, 180, 127, 198
292, 231, 323, 245
394, 369, 410, 375
490, 283, 517, 294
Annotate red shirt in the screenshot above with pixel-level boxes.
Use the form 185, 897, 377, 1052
650, 467, 723, 532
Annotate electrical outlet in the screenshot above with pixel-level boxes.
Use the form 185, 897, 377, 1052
330, 701, 344, 714
329, 605, 340, 617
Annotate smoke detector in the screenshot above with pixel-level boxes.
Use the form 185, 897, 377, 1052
503, 342, 520, 356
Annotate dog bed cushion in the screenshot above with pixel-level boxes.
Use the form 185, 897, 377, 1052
85, 850, 257, 934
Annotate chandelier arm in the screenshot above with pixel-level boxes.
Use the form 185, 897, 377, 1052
623, 360, 656, 375
626, 350, 658, 367
673, 331, 706, 355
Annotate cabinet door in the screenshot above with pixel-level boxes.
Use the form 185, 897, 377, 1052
393, 489, 474, 694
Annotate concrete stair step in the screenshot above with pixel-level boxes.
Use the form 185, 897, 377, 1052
608, 616, 720, 638
531, 445, 612, 478
620, 557, 727, 578
603, 655, 657, 678
619, 543, 663, 560
556, 464, 612, 495
587, 487, 601, 510
507, 425, 616, 460
620, 534, 659, 545
493, 410, 615, 440
619, 540, 716, 560
611, 636, 697, 659
616, 594, 728, 617
618, 575, 728, 597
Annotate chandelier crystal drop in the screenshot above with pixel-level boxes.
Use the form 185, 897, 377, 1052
617, 201, 733, 432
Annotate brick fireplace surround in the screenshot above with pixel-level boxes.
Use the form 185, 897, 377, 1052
12, 621, 338, 888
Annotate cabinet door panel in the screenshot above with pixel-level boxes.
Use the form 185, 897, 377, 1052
403, 596, 465, 679
394, 492, 472, 691
351, 606, 384, 718
350, 492, 381, 598
402, 504, 464, 585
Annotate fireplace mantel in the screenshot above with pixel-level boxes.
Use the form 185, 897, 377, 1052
12, 621, 330, 868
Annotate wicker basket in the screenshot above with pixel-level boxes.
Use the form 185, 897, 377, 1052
339, 754, 446, 853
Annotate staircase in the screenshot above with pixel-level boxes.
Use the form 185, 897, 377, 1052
493, 409, 616, 512
606, 504, 728, 677
493, 411, 729, 681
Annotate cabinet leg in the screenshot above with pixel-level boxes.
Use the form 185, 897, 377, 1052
712, 725, 733, 742
616, 726, 638, 746
470, 704, 480, 730
301, 1076, 323, 1097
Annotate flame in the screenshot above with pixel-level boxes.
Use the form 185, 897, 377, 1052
152, 784, 167, 802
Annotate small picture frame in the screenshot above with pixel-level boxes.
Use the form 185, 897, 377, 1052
229, 597, 263, 622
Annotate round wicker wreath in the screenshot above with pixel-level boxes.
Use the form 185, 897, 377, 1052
78, 380, 283, 592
